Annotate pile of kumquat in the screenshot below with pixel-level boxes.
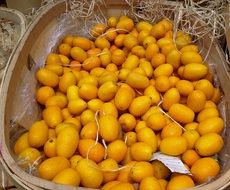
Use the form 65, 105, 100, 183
14, 15, 224, 190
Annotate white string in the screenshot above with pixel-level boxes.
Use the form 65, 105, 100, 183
124, 0, 228, 67
124, 135, 128, 144
172, 4, 184, 44
102, 139, 107, 159
16, 154, 43, 175
86, 110, 100, 167
135, 90, 143, 96
125, 0, 179, 23
157, 93, 164, 107
28, 155, 43, 174
157, 94, 186, 131
68, 0, 97, 18
202, 11, 216, 63
180, 0, 227, 40
94, 110, 100, 143
96, 52, 107, 56
97, 28, 129, 38
85, 110, 130, 172
159, 108, 186, 132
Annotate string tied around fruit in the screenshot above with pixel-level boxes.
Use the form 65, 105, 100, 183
93, 28, 129, 39
157, 93, 186, 132
17, 154, 43, 175
85, 109, 130, 172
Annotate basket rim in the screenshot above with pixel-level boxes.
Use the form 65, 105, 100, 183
0, 6, 27, 38
0, 7, 27, 77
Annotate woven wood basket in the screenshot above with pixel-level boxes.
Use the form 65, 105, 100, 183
0, 7, 26, 82
1, 0, 230, 189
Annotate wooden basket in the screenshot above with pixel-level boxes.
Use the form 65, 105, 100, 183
1, 0, 230, 189
0, 7, 26, 37
0, 7, 27, 82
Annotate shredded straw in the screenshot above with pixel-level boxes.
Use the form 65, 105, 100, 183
0, 19, 20, 72
125, 0, 228, 62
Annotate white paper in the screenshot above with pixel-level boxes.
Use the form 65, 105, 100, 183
151, 152, 191, 174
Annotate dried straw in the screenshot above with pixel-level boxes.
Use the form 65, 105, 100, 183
124, 0, 228, 63
0, 20, 20, 71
